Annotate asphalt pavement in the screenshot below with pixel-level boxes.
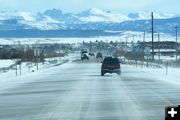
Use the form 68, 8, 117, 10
0, 60, 180, 120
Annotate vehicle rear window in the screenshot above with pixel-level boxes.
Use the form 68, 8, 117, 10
103, 58, 119, 64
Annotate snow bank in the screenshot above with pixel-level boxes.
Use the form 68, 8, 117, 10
0, 59, 15, 68
122, 65, 180, 86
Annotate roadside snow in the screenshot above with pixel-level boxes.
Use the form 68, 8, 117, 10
0, 61, 73, 93
0, 54, 180, 96
122, 65, 180, 86
0, 32, 177, 45
0, 59, 15, 68
0, 54, 80, 92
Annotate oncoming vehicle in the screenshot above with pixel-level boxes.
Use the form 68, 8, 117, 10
81, 50, 89, 60
81, 54, 89, 60
101, 57, 121, 76
96, 52, 103, 59
89, 52, 95, 56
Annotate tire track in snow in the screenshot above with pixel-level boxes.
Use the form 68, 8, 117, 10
119, 76, 174, 120
44, 63, 96, 120
110, 75, 146, 120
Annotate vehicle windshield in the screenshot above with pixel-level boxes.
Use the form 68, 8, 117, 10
0, 0, 180, 120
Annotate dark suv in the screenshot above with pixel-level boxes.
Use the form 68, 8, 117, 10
101, 57, 121, 76
96, 52, 103, 59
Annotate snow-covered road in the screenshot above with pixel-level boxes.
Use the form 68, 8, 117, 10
0, 60, 180, 120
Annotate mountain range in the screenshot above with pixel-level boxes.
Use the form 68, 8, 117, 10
0, 8, 179, 37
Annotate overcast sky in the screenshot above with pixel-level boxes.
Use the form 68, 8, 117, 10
0, 0, 179, 14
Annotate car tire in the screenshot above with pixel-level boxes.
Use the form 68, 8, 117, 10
117, 71, 121, 76
101, 71, 105, 76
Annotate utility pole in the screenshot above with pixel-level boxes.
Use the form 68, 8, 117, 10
151, 12, 155, 61
158, 33, 160, 61
16, 64, 18, 76
34, 48, 39, 71
133, 34, 135, 41
126, 36, 128, 52
176, 26, 178, 42
19, 62, 21, 75
36, 56, 39, 70
132, 34, 135, 48
175, 26, 178, 61
143, 31, 146, 42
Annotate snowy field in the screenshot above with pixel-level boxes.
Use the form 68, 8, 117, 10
154, 55, 180, 61
0, 32, 177, 45
0, 54, 78, 91
0, 59, 15, 68
124, 65, 180, 86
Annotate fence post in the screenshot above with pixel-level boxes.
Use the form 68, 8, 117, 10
166, 61, 168, 76
16, 64, 18, 76
19, 64, 21, 75
146, 55, 149, 68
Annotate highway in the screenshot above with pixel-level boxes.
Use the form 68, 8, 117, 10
0, 60, 180, 120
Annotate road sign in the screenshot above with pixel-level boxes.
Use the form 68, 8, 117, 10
144, 47, 151, 55
34, 48, 40, 57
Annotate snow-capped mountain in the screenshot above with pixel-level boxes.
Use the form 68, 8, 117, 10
0, 8, 178, 33
43, 9, 63, 20
41, 8, 130, 23
0, 11, 63, 30
77, 8, 130, 23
